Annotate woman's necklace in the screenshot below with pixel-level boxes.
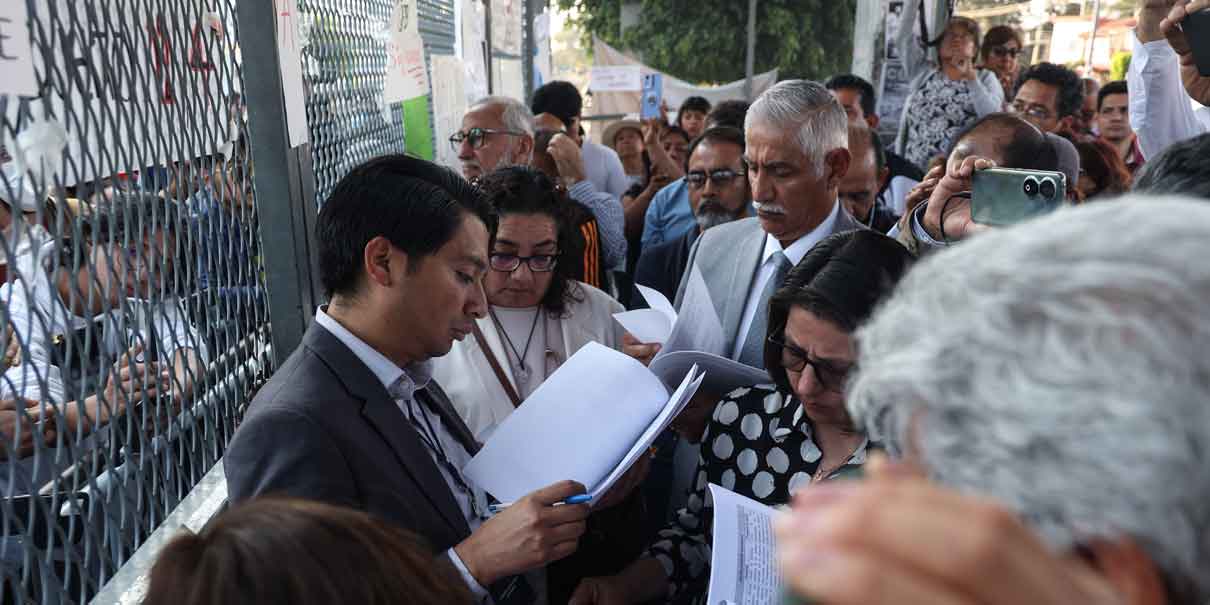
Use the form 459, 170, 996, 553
488, 307, 541, 383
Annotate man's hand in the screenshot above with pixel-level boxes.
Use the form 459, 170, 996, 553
1138, 0, 1177, 42
642, 118, 664, 148
773, 464, 1117, 604
621, 332, 661, 367
72, 343, 171, 435
548, 133, 587, 186
921, 156, 996, 243
455, 480, 590, 587
1162, 0, 1210, 105
905, 164, 944, 215
0, 399, 54, 460
568, 575, 632, 605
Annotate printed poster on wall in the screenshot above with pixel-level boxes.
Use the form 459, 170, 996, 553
461, 0, 489, 104
431, 55, 467, 171
491, 0, 522, 56
276, 0, 310, 147
877, 0, 910, 140
384, 0, 434, 160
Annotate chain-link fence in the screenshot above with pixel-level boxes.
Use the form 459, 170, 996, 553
0, 0, 271, 602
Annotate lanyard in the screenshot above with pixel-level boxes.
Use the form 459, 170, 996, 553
401, 391, 488, 522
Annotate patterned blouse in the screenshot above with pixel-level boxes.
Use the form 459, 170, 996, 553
645, 385, 875, 603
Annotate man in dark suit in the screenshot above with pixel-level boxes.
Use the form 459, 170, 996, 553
630, 126, 750, 307
225, 155, 589, 603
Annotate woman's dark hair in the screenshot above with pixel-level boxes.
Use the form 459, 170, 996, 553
1075, 138, 1132, 200
141, 499, 473, 605
764, 231, 914, 395
477, 166, 584, 315
317, 154, 494, 298
980, 25, 1024, 63
676, 96, 712, 129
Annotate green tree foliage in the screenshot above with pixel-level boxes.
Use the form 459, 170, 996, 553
555, 0, 858, 83
1110, 51, 1131, 82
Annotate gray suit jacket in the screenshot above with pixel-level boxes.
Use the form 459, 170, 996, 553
225, 323, 477, 554
672, 211, 864, 358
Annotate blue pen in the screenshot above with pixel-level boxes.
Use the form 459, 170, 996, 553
488, 493, 592, 514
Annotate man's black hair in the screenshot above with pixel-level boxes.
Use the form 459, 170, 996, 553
705, 100, 750, 129
687, 126, 746, 161
825, 74, 878, 119
316, 154, 495, 298
1097, 80, 1128, 112
1017, 62, 1085, 120
531, 81, 583, 130
867, 128, 887, 172
945, 113, 1059, 172
1133, 133, 1210, 200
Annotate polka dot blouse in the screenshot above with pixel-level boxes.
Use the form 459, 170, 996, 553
646, 385, 875, 602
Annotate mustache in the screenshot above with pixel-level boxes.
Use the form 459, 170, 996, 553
752, 201, 787, 215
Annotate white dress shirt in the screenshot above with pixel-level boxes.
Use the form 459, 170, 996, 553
731, 202, 840, 359
313, 308, 491, 601
1128, 32, 1210, 161
581, 140, 631, 199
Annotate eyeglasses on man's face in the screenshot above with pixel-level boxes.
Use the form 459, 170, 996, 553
489, 253, 559, 273
1011, 101, 1053, 122
685, 168, 746, 190
991, 45, 1022, 59
767, 335, 852, 393
449, 127, 525, 151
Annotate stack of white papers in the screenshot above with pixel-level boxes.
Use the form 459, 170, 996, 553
463, 342, 704, 503
614, 268, 769, 394
706, 484, 785, 605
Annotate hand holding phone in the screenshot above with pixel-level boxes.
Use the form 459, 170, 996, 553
1180, 3, 1210, 77
640, 74, 664, 121
971, 168, 1067, 226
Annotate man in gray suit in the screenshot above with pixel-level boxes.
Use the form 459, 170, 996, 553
626, 80, 860, 371
225, 155, 589, 603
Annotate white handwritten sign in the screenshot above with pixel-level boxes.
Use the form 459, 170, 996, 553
384, 0, 429, 105
590, 66, 642, 92
0, 1, 38, 97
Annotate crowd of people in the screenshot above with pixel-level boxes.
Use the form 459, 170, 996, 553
3, 0, 1209, 603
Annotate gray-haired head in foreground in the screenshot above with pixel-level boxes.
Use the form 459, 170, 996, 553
745, 80, 848, 175
846, 196, 1210, 603
470, 96, 535, 138
1132, 132, 1210, 200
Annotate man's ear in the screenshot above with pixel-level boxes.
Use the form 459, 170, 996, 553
866, 114, 881, 130
515, 135, 535, 165
824, 148, 852, 190
363, 236, 402, 288
1076, 537, 1169, 605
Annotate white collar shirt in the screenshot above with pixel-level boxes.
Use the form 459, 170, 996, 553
731, 201, 840, 359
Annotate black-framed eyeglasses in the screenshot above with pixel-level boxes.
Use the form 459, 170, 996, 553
449, 127, 525, 151
767, 335, 852, 393
990, 46, 1022, 58
489, 253, 559, 273
685, 168, 746, 190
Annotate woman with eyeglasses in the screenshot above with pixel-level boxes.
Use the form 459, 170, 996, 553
894, 7, 1006, 172
569, 230, 915, 605
432, 166, 648, 603
979, 25, 1026, 106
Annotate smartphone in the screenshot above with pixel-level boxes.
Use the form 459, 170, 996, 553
971, 168, 1067, 226
1185, 8, 1210, 78
641, 73, 664, 120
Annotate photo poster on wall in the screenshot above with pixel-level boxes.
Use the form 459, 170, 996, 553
877, 0, 911, 140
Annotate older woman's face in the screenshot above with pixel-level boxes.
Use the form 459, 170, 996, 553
940, 27, 977, 64
484, 213, 558, 309
782, 306, 856, 428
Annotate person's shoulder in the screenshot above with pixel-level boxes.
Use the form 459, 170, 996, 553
242, 346, 349, 421
698, 217, 760, 246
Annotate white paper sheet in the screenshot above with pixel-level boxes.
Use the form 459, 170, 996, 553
274, 0, 310, 147
464, 342, 701, 503
431, 55, 467, 170
589, 365, 703, 499
650, 351, 770, 395
612, 284, 677, 344
383, 0, 430, 106
706, 484, 784, 605
0, 1, 39, 97
657, 266, 725, 359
